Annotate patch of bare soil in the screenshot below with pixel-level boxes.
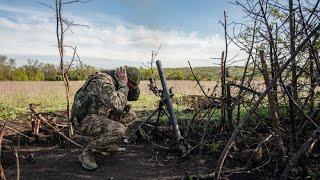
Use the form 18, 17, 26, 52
0, 112, 279, 180
2, 140, 221, 180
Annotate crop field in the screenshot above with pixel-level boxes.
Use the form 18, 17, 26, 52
0, 80, 217, 120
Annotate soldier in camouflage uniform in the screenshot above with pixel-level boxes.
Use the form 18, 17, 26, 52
71, 67, 140, 170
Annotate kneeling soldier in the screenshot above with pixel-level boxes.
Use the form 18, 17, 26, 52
71, 67, 140, 170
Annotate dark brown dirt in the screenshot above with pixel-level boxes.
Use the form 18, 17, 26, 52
2, 141, 219, 180
0, 116, 278, 180
1, 117, 223, 180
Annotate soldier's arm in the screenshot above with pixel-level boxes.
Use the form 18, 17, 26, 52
85, 72, 129, 113
99, 79, 129, 113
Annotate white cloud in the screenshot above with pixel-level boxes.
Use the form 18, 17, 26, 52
0, 4, 241, 67
0, 17, 27, 30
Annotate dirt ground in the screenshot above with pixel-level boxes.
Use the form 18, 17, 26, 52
0, 117, 270, 180
1, 120, 261, 180
0, 118, 217, 180
2, 140, 221, 180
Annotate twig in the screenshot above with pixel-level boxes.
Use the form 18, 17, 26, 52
152, 142, 170, 150
220, 51, 226, 133
62, 0, 92, 5
161, 172, 216, 180
245, 132, 274, 168
154, 151, 164, 167
39, 114, 83, 148
180, 144, 200, 158
29, 104, 83, 149
278, 79, 319, 128
229, 82, 262, 95
13, 137, 20, 180
260, 50, 285, 153
187, 60, 209, 98
199, 109, 213, 155
0, 125, 6, 180
0, 124, 32, 140
280, 126, 320, 180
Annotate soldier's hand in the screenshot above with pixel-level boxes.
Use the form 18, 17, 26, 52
116, 67, 128, 84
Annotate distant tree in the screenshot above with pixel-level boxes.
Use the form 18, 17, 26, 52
13, 68, 28, 81
8, 58, 15, 67
167, 70, 185, 80
0, 55, 7, 65
42, 63, 58, 81
77, 65, 96, 79
0, 55, 12, 80
24, 59, 45, 80
139, 67, 153, 80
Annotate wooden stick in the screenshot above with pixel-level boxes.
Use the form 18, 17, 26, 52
39, 114, 83, 148
13, 140, 20, 180
245, 133, 274, 168
199, 109, 213, 155
0, 124, 32, 140
220, 51, 226, 133
260, 50, 285, 153
0, 125, 7, 180
226, 83, 233, 131
29, 104, 83, 149
187, 60, 209, 98
229, 82, 261, 96
280, 126, 320, 180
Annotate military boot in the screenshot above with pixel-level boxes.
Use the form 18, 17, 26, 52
79, 146, 98, 170
107, 144, 126, 152
92, 148, 110, 156
93, 144, 126, 156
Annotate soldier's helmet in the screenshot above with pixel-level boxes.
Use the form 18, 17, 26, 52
126, 67, 140, 85
126, 67, 140, 101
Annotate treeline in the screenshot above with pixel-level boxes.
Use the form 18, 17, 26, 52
0, 55, 248, 81
139, 66, 250, 81
0, 55, 96, 81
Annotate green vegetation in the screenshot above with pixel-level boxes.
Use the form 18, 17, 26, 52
1, 54, 257, 81
0, 92, 191, 121
0, 94, 159, 120
0, 55, 96, 81
207, 140, 221, 153
139, 66, 252, 81
0, 89, 68, 120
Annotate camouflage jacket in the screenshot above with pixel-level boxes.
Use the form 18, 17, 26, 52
71, 72, 129, 123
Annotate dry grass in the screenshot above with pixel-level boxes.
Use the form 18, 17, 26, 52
140, 80, 218, 95
0, 81, 83, 120
0, 81, 217, 120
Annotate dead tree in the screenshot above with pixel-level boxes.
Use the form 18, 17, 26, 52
213, 0, 320, 178
226, 82, 233, 131
55, 0, 73, 137
214, 23, 320, 179
288, 0, 298, 151
219, 51, 226, 133
260, 50, 285, 153
39, 0, 89, 137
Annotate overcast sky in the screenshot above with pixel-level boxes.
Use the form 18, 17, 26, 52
0, 0, 244, 68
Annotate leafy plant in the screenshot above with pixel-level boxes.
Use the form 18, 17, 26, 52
207, 140, 221, 152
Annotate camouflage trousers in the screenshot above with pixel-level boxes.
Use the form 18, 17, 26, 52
73, 107, 137, 151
